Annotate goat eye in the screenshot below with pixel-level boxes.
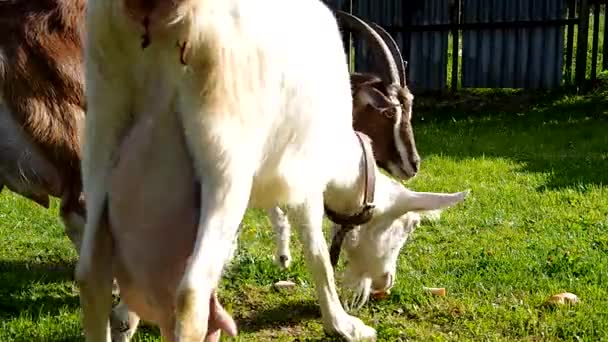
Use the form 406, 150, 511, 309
382, 109, 395, 119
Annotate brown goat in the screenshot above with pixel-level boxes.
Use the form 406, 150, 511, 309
0, 2, 419, 340
0, 0, 86, 250
338, 10, 420, 179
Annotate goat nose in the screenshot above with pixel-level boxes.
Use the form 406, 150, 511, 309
373, 272, 394, 292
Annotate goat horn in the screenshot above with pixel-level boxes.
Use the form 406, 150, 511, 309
367, 21, 407, 87
335, 10, 400, 90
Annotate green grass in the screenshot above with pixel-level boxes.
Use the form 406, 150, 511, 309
2, 86, 608, 341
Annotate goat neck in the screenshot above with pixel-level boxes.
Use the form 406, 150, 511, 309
325, 131, 376, 267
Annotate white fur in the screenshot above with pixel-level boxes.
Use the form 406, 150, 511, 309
268, 206, 293, 269
269, 91, 419, 270
76, 1, 468, 341
334, 171, 468, 311
393, 92, 416, 176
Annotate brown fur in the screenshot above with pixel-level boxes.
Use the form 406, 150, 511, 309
0, 0, 86, 215
350, 72, 419, 174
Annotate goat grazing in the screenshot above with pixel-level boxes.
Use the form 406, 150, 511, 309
0, 3, 429, 340
270, 10, 421, 270
267, 12, 446, 312
78, 1, 469, 341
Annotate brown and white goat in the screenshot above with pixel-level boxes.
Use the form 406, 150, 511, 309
270, 10, 425, 270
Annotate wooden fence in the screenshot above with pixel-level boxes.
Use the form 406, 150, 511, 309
323, 0, 605, 91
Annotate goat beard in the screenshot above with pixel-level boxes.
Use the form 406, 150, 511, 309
341, 274, 372, 312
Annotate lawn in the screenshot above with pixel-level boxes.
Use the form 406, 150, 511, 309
1, 84, 608, 341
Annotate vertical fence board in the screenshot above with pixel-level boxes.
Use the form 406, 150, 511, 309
603, 3, 608, 71
324, 0, 587, 90
565, 0, 576, 83
461, 0, 565, 88
591, 2, 600, 80
352, 0, 449, 91
575, 0, 590, 85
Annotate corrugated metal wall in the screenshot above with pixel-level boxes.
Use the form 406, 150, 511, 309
322, 0, 569, 90
353, 0, 450, 90
461, 0, 566, 88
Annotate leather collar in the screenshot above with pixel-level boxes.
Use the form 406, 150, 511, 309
325, 131, 376, 268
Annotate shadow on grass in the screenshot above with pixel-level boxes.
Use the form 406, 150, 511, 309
0, 260, 79, 320
236, 300, 320, 332
412, 86, 608, 191
4, 335, 84, 342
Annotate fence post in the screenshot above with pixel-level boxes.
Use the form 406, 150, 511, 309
590, 2, 600, 80
604, 3, 608, 70
575, 0, 590, 86
565, 0, 576, 84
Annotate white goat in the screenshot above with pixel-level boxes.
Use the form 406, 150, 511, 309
77, 1, 468, 341
268, 10, 423, 271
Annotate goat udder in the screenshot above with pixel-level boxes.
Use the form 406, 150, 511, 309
207, 293, 237, 340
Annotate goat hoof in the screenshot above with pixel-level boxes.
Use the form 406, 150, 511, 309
112, 279, 120, 296
275, 254, 291, 270
110, 315, 136, 342
111, 327, 133, 342
325, 313, 376, 342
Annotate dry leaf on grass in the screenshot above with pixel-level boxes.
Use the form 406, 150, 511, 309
273, 280, 296, 290
546, 292, 578, 306
423, 287, 446, 297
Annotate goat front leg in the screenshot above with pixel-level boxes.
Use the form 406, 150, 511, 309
290, 197, 376, 342
174, 111, 252, 341
267, 206, 292, 269
59, 190, 86, 254
60, 210, 84, 253
175, 164, 251, 341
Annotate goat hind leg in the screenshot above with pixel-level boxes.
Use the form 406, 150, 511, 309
268, 206, 292, 269
174, 172, 251, 340
290, 198, 376, 342
173, 112, 253, 340
74, 204, 114, 342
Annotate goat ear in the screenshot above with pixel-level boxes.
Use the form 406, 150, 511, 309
353, 85, 396, 114
392, 189, 470, 217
